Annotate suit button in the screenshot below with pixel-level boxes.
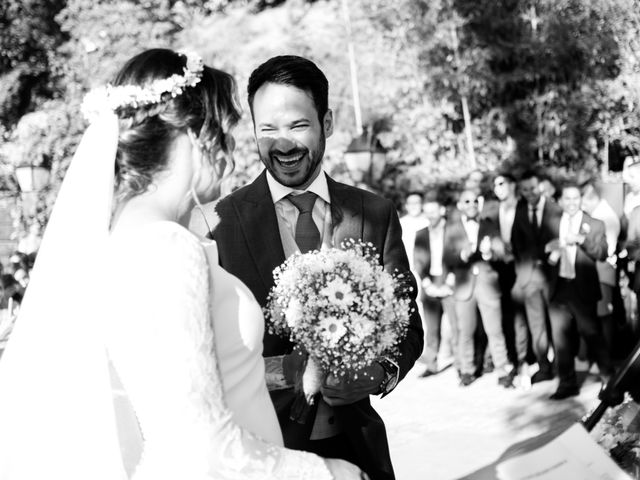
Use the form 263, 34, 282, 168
328, 416, 335, 425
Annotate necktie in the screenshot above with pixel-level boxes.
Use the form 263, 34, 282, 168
530, 206, 539, 237
288, 192, 321, 253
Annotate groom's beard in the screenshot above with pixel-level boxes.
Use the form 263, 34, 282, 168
256, 135, 325, 189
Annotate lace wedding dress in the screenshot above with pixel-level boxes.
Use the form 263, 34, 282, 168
104, 221, 331, 479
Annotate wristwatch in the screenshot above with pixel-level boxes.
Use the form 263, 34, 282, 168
376, 357, 400, 397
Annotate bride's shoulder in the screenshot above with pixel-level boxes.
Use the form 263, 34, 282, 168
109, 220, 205, 262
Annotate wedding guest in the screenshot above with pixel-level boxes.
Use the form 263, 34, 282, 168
0, 48, 362, 479
483, 173, 530, 385
414, 195, 458, 378
543, 182, 613, 399
622, 156, 640, 217
399, 191, 429, 275
511, 170, 560, 384
581, 181, 621, 360
194, 55, 423, 480
443, 189, 512, 387
539, 177, 557, 201
622, 204, 640, 337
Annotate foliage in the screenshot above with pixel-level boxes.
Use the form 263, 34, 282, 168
1, 0, 640, 240
0, 0, 67, 129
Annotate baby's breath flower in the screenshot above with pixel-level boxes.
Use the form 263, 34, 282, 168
264, 239, 410, 378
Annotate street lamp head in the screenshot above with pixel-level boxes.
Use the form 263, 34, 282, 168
344, 129, 386, 185
15, 164, 51, 194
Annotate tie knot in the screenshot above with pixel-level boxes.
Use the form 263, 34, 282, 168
289, 192, 317, 213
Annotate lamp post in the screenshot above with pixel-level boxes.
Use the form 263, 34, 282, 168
15, 163, 51, 217
344, 128, 386, 188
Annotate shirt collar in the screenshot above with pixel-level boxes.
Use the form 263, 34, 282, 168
562, 210, 583, 223
266, 169, 331, 205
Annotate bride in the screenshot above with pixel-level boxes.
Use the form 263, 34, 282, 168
0, 48, 364, 479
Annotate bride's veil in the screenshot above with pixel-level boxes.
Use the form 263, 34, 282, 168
0, 113, 131, 479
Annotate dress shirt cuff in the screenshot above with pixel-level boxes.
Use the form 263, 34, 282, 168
376, 356, 400, 397
264, 355, 292, 391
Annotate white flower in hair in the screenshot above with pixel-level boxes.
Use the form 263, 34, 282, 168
81, 50, 204, 123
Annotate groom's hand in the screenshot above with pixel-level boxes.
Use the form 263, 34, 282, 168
320, 364, 385, 406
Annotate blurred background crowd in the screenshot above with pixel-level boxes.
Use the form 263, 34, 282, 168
400, 164, 640, 399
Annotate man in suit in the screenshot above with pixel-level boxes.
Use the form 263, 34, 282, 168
543, 182, 613, 399
443, 188, 512, 387
413, 195, 458, 378
198, 55, 423, 480
581, 181, 621, 361
400, 191, 429, 274
511, 170, 561, 384
482, 173, 530, 385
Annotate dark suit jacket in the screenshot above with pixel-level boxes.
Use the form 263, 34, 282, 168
212, 170, 423, 480
541, 211, 608, 304
442, 212, 501, 302
511, 198, 562, 286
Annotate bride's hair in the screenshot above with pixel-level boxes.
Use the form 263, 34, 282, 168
112, 48, 241, 201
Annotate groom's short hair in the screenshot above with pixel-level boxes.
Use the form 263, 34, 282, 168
247, 55, 329, 122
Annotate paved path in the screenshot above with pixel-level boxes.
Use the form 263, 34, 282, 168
371, 364, 602, 480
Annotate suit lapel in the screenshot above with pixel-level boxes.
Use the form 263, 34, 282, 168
235, 171, 286, 291
327, 176, 363, 246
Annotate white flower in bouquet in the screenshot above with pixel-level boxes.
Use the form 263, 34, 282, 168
265, 239, 412, 383
319, 315, 348, 345
284, 299, 303, 328
321, 278, 356, 308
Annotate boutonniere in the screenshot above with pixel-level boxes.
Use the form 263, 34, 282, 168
581, 222, 591, 234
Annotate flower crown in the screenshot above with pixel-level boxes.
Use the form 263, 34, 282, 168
81, 50, 204, 122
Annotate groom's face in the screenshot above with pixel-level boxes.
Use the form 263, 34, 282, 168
252, 82, 333, 189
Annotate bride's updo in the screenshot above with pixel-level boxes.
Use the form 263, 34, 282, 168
112, 48, 241, 201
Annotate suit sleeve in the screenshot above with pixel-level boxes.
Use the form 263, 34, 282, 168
381, 202, 424, 383
580, 218, 608, 262
413, 229, 429, 281
625, 208, 640, 261
442, 224, 471, 269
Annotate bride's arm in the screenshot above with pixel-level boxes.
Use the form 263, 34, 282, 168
105, 226, 359, 480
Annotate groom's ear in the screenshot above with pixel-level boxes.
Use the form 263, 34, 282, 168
323, 109, 334, 138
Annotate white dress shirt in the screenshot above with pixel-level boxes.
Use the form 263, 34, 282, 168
559, 211, 583, 279
499, 200, 517, 245
267, 170, 332, 254
461, 215, 479, 251
428, 219, 445, 277
266, 170, 338, 440
529, 196, 546, 227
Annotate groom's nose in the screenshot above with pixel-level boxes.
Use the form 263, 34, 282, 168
270, 137, 298, 154
258, 137, 298, 154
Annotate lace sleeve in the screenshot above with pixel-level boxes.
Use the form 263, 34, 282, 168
104, 224, 332, 480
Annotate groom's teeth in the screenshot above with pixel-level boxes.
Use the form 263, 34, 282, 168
275, 153, 304, 165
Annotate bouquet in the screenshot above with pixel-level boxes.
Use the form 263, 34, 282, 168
265, 240, 412, 422
590, 394, 640, 479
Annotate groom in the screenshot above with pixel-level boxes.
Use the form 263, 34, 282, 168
196, 55, 423, 480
